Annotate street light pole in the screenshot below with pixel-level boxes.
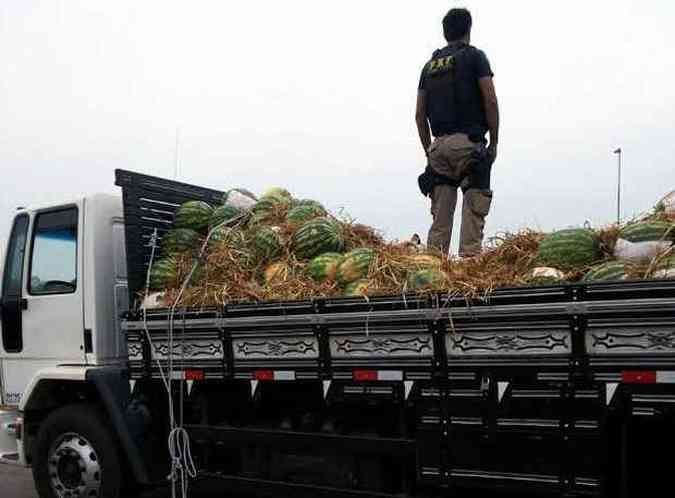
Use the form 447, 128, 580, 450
614, 147, 622, 224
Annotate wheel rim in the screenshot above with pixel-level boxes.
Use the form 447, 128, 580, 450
47, 432, 102, 498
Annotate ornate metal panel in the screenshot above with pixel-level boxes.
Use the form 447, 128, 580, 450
330, 334, 433, 358
587, 327, 675, 355
233, 336, 319, 360
127, 339, 143, 361
447, 330, 571, 357
151, 339, 224, 360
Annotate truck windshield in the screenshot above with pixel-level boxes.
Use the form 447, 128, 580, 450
29, 208, 78, 294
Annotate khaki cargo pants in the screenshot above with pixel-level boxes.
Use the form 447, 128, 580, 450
426, 133, 493, 257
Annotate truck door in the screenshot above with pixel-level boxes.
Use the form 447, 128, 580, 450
0, 206, 85, 406
0, 213, 30, 404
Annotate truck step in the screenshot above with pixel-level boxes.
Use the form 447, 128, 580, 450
0, 452, 19, 465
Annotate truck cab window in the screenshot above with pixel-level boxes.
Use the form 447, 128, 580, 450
29, 208, 78, 295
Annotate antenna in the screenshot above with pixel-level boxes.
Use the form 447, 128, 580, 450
613, 147, 622, 224
173, 127, 181, 180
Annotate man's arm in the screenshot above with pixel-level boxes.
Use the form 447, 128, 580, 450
415, 90, 431, 156
478, 76, 499, 159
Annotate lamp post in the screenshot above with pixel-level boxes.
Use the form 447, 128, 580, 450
614, 147, 622, 224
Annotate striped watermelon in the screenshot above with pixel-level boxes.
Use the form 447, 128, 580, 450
407, 269, 448, 291
254, 226, 285, 260
405, 254, 442, 269
262, 187, 292, 200
344, 279, 372, 297
619, 221, 675, 243
336, 248, 376, 286
286, 204, 327, 224
208, 226, 246, 248
308, 252, 344, 282
293, 217, 344, 259
210, 204, 242, 228
149, 257, 178, 290
296, 199, 325, 210
162, 228, 200, 253
252, 194, 292, 222
583, 261, 628, 282
174, 201, 214, 233
537, 229, 600, 270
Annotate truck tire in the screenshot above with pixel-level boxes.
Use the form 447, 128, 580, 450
32, 404, 122, 498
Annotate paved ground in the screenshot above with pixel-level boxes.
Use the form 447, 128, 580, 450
1, 464, 38, 498
0, 465, 173, 498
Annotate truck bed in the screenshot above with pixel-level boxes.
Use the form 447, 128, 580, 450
117, 169, 675, 497
123, 280, 675, 381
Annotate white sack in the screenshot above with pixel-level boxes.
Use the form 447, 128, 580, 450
614, 238, 672, 263
224, 188, 257, 210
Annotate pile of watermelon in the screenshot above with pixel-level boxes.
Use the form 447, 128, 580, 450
145, 187, 675, 307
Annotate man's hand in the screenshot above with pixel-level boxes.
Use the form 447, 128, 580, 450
478, 76, 499, 163
487, 142, 498, 164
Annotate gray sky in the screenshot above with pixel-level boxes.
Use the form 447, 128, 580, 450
2, 1, 674, 255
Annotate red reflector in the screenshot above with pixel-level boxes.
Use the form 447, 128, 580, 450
185, 369, 204, 381
255, 370, 274, 381
622, 371, 656, 384
353, 370, 377, 381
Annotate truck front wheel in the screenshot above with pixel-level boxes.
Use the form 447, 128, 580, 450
32, 404, 122, 498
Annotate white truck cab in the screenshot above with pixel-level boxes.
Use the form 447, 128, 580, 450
0, 194, 128, 469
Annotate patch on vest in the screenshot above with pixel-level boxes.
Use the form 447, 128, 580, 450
428, 55, 456, 77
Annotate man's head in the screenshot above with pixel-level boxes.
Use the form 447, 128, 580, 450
443, 8, 472, 43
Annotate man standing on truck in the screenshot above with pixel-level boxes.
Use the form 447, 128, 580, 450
416, 8, 500, 257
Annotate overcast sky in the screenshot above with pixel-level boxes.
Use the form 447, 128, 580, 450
2, 1, 674, 255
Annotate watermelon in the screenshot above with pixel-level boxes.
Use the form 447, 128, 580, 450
149, 257, 178, 290
407, 269, 448, 291
208, 226, 245, 247
262, 187, 292, 200
174, 201, 214, 232
252, 194, 292, 222
336, 248, 376, 286
344, 279, 372, 297
293, 217, 344, 259
286, 204, 327, 225
296, 199, 325, 210
254, 226, 285, 260
162, 228, 200, 253
308, 252, 344, 282
264, 262, 290, 284
210, 204, 242, 228
528, 267, 566, 285
537, 229, 600, 270
583, 261, 628, 282
619, 221, 675, 243
405, 254, 442, 269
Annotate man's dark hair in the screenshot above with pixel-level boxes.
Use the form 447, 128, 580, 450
442, 8, 472, 42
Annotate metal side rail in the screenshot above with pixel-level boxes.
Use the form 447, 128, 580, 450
187, 424, 415, 457
193, 472, 413, 498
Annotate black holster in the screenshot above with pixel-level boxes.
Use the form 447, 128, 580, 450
417, 166, 459, 197
462, 146, 492, 192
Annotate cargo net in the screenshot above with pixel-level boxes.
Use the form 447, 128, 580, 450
142, 188, 675, 309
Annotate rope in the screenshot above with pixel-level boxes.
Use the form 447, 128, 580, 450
151, 208, 248, 498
